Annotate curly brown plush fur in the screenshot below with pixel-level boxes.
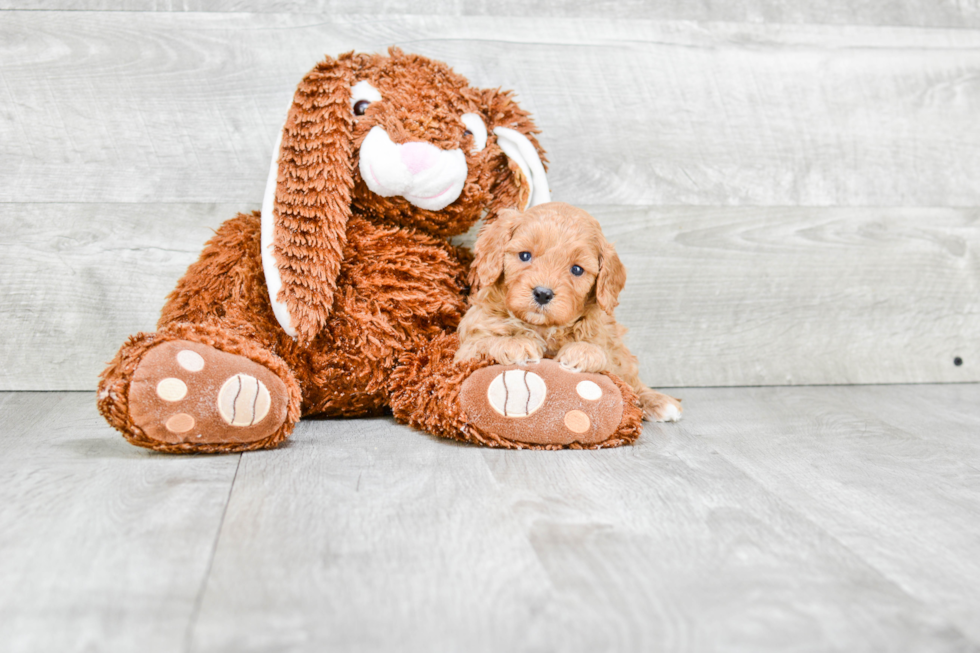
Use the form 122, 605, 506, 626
97, 48, 642, 452
273, 50, 537, 344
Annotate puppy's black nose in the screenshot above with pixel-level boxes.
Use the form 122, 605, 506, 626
532, 286, 554, 306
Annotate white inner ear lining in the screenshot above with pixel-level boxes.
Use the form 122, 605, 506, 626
261, 124, 297, 338
492, 126, 551, 209
461, 113, 487, 153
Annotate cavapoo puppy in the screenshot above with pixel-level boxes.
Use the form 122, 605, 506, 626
455, 202, 682, 422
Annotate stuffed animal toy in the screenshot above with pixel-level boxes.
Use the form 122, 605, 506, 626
97, 48, 643, 452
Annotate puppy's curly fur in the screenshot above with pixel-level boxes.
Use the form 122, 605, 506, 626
455, 202, 682, 422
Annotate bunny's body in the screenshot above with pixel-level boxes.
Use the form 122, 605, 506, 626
98, 49, 643, 452
156, 212, 468, 418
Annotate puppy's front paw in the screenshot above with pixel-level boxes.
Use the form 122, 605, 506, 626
557, 342, 608, 373
487, 337, 544, 366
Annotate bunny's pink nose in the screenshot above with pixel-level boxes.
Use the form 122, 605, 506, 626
400, 141, 439, 175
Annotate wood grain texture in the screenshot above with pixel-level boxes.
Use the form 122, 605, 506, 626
684, 383, 980, 642
0, 392, 241, 653
3, 203, 975, 390
0, 203, 253, 391
191, 418, 560, 652
186, 392, 979, 652
2, 13, 980, 206
603, 205, 980, 387
3, 1, 980, 30
840, 383, 980, 458
3, 386, 978, 652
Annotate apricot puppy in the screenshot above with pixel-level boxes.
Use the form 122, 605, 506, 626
455, 202, 682, 422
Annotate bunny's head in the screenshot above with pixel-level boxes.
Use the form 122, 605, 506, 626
260, 48, 550, 342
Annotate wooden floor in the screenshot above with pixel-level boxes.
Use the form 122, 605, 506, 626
1, 385, 978, 652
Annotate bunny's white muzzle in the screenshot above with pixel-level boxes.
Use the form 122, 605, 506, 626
359, 127, 468, 211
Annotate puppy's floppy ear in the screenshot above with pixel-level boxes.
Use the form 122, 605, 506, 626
261, 52, 357, 344
595, 238, 627, 315
479, 88, 550, 222
470, 208, 519, 293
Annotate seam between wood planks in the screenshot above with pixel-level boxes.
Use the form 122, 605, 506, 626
183, 452, 243, 653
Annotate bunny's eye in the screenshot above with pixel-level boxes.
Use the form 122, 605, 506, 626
353, 100, 371, 116
350, 80, 382, 116
518, 251, 532, 262
570, 264, 584, 276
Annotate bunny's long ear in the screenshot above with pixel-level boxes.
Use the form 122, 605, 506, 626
261, 53, 356, 343
480, 89, 550, 223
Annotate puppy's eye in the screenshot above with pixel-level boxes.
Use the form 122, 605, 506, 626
518, 251, 532, 262
571, 264, 584, 276
353, 100, 371, 116
463, 129, 473, 137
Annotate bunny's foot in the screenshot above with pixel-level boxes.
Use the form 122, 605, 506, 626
98, 324, 301, 453
390, 334, 642, 449
128, 340, 290, 447
459, 360, 639, 448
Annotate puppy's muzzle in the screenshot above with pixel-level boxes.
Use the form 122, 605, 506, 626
532, 286, 554, 306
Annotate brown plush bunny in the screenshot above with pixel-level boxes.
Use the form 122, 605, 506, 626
97, 48, 643, 452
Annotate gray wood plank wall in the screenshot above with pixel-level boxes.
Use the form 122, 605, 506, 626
4, 1, 980, 29
1, 9, 978, 389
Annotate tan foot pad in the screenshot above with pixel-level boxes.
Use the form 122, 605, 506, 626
128, 340, 288, 446
460, 360, 624, 447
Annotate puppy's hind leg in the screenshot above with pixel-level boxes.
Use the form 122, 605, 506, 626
636, 385, 683, 422
606, 338, 682, 422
